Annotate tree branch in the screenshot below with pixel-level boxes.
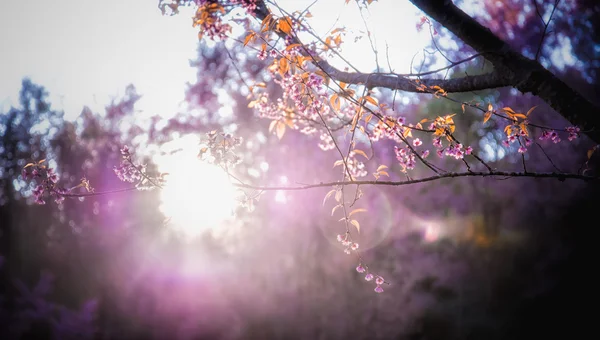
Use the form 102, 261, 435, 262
253, 1, 511, 93
409, 0, 600, 143
232, 171, 595, 191
315, 63, 513, 93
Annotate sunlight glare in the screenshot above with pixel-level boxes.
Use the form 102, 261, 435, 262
156, 137, 236, 238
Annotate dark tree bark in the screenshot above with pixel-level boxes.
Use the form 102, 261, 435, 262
408, 0, 600, 143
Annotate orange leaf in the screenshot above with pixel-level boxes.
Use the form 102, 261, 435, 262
323, 189, 336, 206
501, 107, 516, 115
269, 120, 277, 132
363, 96, 378, 106
526, 105, 538, 116
277, 17, 293, 35
349, 208, 367, 217
243, 32, 255, 46
483, 111, 492, 123
330, 94, 340, 111
261, 14, 273, 31
376, 164, 388, 172
352, 149, 369, 159
588, 146, 598, 160
278, 58, 288, 76
285, 43, 302, 51
331, 204, 342, 216
350, 219, 360, 233
276, 121, 286, 139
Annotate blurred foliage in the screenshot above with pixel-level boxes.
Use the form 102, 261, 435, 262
1, 0, 598, 338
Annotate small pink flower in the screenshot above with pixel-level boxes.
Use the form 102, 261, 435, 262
567, 126, 580, 141
336, 234, 344, 242
356, 264, 366, 273
365, 273, 374, 281
375, 276, 384, 285
351, 243, 359, 250
413, 138, 422, 147
464, 146, 473, 155
257, 50, 267, 60
421, 150, 430, 158
374, 285, 384, 293
120, 145, 130, 156
518, 146, 527, 153
47, 168, 58, 184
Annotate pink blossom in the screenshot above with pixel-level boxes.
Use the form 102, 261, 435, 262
567, 126, 580, 141
257, 50, 267, 60
413, 138, 422, 147
374, 285, 384, 293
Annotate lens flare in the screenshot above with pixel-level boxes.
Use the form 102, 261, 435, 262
155, 137, 236, 238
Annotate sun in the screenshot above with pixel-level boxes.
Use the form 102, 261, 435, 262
155, 136, 237, 238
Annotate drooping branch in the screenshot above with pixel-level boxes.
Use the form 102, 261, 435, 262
55, 171, 596, 200
232, 171, 596, 191
409, 0, 600, 143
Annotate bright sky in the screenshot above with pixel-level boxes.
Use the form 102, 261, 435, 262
0, 0, 428, 120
